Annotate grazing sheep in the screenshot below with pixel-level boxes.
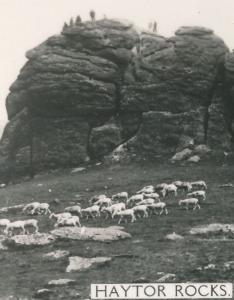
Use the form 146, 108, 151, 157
155, 183, 168, 191
112, 192, 128, 202
103, 203, 126, 219
55, 215, 81, 227
147, 202, 168, 215
137, 185, 154, 194
31, 203, 51, 215
143, 192, 160, 200
162, 184, 177, 197
4, 221, 26, 236
132, 205, 148, 218
0, 219, 10, 232
173, 181, 192, 193
190, 181, 207, 190
187, 191, 206, 201
64, 205, 82, 216
136, 198, 155, 206
179, 198, 200, 210
89, 194, 107, 205
127, 194, 144, 207
24, 219, 39, 234
114, 209, 136, 224
50, 212, 72, 221
23, 202, 41, 213
81, 205, 100, 219
94, 197, 112, 207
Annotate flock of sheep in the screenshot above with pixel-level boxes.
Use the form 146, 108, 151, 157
0, 180, 207, 237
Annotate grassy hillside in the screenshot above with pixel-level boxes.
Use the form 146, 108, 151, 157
0, 161, 234, 299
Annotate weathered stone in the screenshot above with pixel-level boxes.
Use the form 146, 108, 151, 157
171, 148, 193, 162
66, 256, 111, 272
187, 155, 201, 163
165, 232, 184, 241
51, 226, 131, 242
0, 204, 25, 214
47, 279, 76, 286
34, 289, 54, 299
156, 273, 176, 283
43, 250, 70, 260
5, 233, 56, 247
190, 223, 234, 235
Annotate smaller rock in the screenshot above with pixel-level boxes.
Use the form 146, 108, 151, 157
194, 144, 211, 156
34, 289, 54, 299
204, 264, 216, 270
43, 250, 70, 260
171, 148, 193, 162
5, 233, 56, 247
219, 183, 234, 188
71, 167, 86, 173
165, 232, 184, 241
47, 279, 76, 286
0, 183, 6, 188
66, 256, 111, 272
37, 183, 43, 187
223, 261, 234, 271
187, 155, 200, 163
156, 273, 176, 282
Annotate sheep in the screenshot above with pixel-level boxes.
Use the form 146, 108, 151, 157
190, 181, 207, 190
143, 193, 160, 200
132, 205, 148, 218
112, 192, 128, 202
136, 198, 155, 206
155, 183, 168, 191
64, 205, 82, 216
162, 184, 177, 197
126, 194, 144, 207
173, 181, 192, 193
55, 215, 81, 227
23, 202, 41, 213
179, 198, 200, 210
50, 212, 72, 221
147, 202, 168, 215
94, 197, 112, 208
89, 194, 107, 205
0, 219, 10, 232
31, 203, 51, 215
81, 205, 100, 219
4, 221, 26, 236
114, 209, 136, 224
187, 191, 206, 201
103, 203, 126, 219
24, 219, 39, 234
137, 185, 154, 194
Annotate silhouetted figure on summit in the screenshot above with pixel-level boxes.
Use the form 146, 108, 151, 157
90, 10, 96, 22
153, 21, 157, 33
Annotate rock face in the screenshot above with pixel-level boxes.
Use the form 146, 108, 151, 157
0, 19, 233, 179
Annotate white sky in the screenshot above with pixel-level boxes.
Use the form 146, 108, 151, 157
0, 0, 234, 136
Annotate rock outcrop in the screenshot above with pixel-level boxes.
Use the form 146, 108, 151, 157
0, 18, 233, 179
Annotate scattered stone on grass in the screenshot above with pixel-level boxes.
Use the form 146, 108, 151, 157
71, 167, 86, 173
171, 148, 193, 162
189, 223, 234, 235
156, 273, 176, 282
43, 250, 70, 260
34, 289, 54, 299
219, 183, 234, 188
66, 256, 111, 272
165, 232, 184, 241
5, 233, 56, 248
187, 155, 200, 163
51, 226, 131, 242
0, 204, 25, 213
47, 279, 76, 286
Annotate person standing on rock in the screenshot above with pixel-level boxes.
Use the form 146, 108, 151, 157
90, 10, 96, 22
153, 21, 157, 33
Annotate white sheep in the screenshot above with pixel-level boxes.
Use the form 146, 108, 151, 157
190, 181, 207, 190
143, 193, 160, 200
137, 185, 154, 194
173, 181, 192, 193
112, 192, 128, 202
24, 219, 39, 234
162, 184, 177, 197
31, 203, 51, 215
55, 215, 81, 227
0, 219, 10, 227
187, 191, 206, 201
147, 202, 168, 215
103, 203, 126, 219
136, 198, 155, 206
64, 205, 82, 216
50, 212, 72, 221
23, 202, 41, 213
81, 205, 100, 219
127, 194, 144, 207
179, 198, 200, 210
114, 209, 136, 224
89, 194, 107, 205
94, 197, 112, 207
4, 220, 26, 236
132, 205, 148, 218
155, 183, 168, 191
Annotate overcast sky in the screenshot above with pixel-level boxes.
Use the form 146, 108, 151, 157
0, 0, 234, 136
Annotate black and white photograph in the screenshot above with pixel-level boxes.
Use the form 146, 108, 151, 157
0, 0, 234, 299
